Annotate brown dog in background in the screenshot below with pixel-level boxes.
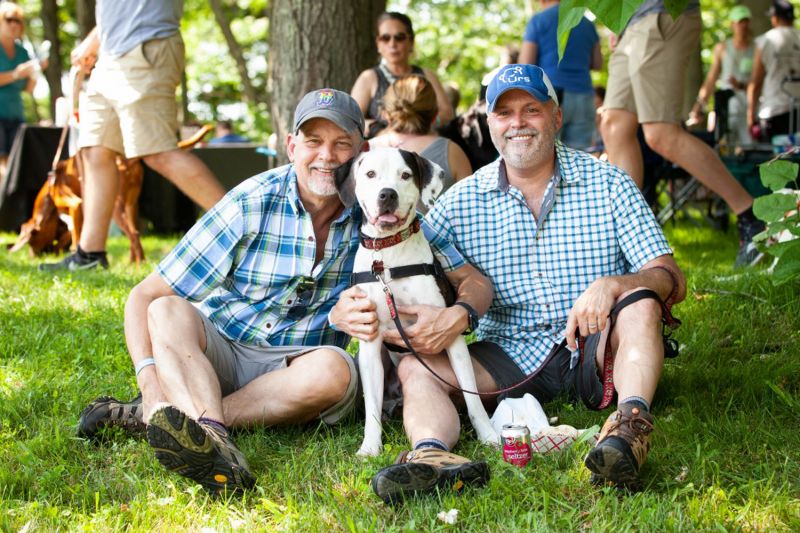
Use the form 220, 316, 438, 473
10, 125, 212, 263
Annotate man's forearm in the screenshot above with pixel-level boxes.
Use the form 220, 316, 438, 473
605, 258, 686, 305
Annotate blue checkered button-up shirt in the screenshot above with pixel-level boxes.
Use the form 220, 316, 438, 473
158, 164, 360, 349
423, 143, 672, 375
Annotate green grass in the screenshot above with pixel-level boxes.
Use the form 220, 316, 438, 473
1, 222, 799, 532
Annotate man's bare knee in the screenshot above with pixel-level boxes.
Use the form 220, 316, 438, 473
642, 123, 682, 159
146, 295, 199, 339
616, 288, 663, 328
294, 349, 350, 404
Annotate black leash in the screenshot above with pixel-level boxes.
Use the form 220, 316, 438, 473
373, 272, 541, 397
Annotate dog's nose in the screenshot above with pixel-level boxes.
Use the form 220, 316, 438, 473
378, 188, 398, 203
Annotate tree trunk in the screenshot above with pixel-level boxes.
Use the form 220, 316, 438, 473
209, 0, 264, 106
76, 0, 97, 39
268, 0, 385, 162
40, 0, 62, 120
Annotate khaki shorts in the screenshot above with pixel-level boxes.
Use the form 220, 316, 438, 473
198, 312, 359, 425
604, 11, 701, 124
78, 34, 184, 158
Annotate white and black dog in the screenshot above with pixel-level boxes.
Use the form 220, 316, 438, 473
335, 147, 499, 456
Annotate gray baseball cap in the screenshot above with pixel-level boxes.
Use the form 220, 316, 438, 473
293, 89, 365, 137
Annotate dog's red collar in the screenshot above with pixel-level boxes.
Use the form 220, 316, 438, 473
359, 218, 421, 250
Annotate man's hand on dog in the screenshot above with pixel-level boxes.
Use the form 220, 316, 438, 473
382, 304, 466, 355
565, 277, 618, 350
331, 286, 379, 341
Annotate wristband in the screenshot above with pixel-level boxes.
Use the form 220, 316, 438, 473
453, 301, 478, 334
135, 357, 156, 376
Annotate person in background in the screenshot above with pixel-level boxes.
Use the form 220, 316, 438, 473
209, 119, 249, 144
369, 75, 472, 205
0, 2, 44, 178
351, 12, 453, 138
747, 0, 800, 142
40, 0, 225, 272
601, 0, 764, 267
689, 5, 754, 146
519, 0, 602, 150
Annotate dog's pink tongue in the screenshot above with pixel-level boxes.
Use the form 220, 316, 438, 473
377, 214, 399, 224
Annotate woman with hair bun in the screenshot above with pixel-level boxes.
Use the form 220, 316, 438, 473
351, 11, 453, 138
370, 75, 472, 211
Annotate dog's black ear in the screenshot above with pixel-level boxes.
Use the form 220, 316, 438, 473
334, 155, 360, 208
399, 149, 445, 211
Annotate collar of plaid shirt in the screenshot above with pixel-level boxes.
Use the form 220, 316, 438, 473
476, 142, 581, 194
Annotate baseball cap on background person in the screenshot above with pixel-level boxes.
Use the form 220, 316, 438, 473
767, 0, 795, 20
293, 89, 365, 137
729, 5, 752, 22
485, 64, 560, 112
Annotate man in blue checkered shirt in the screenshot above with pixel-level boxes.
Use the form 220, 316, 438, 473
362, 65, 687, 497
76, 89, 371, 493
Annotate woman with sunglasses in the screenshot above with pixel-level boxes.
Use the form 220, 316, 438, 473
0, 2, 39, 176
351, 12, 453, 138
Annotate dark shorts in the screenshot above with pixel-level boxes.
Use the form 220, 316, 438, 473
469, 339, 603, 406
0, 118, 22, 156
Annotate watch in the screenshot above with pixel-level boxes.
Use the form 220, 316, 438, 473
454, 301, 479, 334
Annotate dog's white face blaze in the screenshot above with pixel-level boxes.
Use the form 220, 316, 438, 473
351, 147, 444, 233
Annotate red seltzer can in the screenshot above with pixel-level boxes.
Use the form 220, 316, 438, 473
501, 424, 532, 467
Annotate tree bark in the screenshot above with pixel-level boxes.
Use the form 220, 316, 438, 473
268, 0, 385, 162
76, 0, 97, 39
40, 0, 62, 120
209, 0, 264, 106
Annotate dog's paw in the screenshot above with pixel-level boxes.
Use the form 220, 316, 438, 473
475, 428, 501, 447
356, 444, 382, 457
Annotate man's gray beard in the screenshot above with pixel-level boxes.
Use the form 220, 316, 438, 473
491, 123, 557, 171
307, 178, 338, 197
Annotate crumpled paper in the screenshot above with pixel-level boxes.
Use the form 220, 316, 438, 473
490, 393, 580, 453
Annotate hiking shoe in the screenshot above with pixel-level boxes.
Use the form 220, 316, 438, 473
146, 405, 255, 493
77, 392, 145, 440
584, 403, 654, 490
371, 448, 490, 504
39, 250, 109, 272
734, 213, 766, 268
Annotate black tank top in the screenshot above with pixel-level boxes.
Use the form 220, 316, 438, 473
367, 63, 426, 121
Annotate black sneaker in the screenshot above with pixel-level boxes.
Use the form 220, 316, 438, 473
371, 448, 490, 505
146, 405, 255, 493
39, 250, 109, 272
734, 211, 766, 268
77, 392, 145, 439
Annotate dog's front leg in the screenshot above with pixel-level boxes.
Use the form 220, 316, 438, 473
358, 338, 385, 456
446, 338, 500, 446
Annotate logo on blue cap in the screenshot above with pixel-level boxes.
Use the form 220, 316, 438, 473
497, 66, 531, 85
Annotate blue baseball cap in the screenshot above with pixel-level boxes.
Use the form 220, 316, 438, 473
486, 64, 559, 112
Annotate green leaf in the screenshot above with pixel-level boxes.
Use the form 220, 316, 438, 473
771, 240, 800, 284
587, 0, 643, 35
760, 160, 799, 191
557, 5, 589, 62
753, 193, 798, 223
766, 237, 800, 258
663, 0, 691, 20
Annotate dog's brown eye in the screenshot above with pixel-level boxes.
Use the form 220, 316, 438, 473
366, 170, 376, 178
400, 172, 411, 180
